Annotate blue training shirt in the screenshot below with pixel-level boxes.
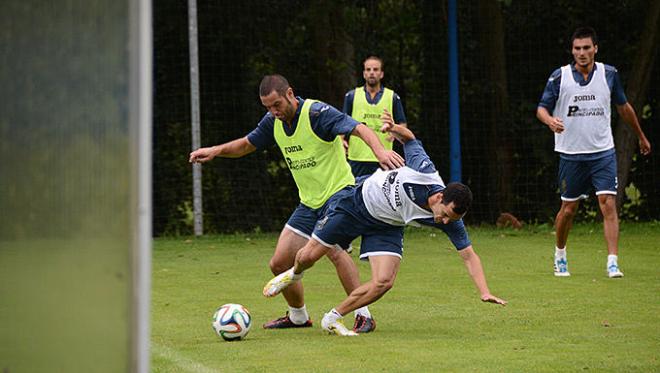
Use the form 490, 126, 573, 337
247, 97, 359, 150
400, 139, 471, 250
343, 86, 407, 124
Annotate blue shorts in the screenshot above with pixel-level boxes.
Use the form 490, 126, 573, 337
311, 189, 404, 260
285, 186, 354, 249
558, 152, 617, 201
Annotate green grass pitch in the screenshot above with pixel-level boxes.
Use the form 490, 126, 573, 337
152, 222, 660, 372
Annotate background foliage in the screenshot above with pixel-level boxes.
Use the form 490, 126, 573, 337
153, 0, 659, 235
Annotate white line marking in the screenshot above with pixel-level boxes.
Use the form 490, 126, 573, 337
152, 343, 219, 373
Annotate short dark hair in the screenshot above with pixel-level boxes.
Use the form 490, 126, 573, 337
571, 26, 598, 46
441, 182, 473, 215
259, 74, 290, 97
363, 55, 384, 70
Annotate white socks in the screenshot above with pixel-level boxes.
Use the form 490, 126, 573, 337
556, 248, 620, 269
288, 305, 310, 325
354, 306, 371, 318
325, 307, 370, 322
291, 269, 303, 281
607, 254, 618, 268
325, 308, 342, 323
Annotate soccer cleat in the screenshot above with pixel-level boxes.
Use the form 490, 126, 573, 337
321, 314, 358, 336
263, 268, 298, 297
262, 312, 312, 329
554, 257, 571, 277
353, 315, 376, 333
607, 264, 624, 278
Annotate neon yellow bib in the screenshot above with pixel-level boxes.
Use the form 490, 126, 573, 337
348, 87, 394, 161
274, 99, 355, 209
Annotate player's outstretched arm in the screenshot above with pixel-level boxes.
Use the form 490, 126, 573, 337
458, 246, 507, 305
189, 136, 256, 163
380, 109, 415, 144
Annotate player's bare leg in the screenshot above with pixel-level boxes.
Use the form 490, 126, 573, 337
597, 194, 619, 255
598, 194, 623, 277
553, 200, 579, 276
321, 256, 399, 336
327, 247, 376, 332
326, 247, 361, 295
263, 239, 329, 297
263, 227, 312, 328
335, 256, 400, 316
555, 200, 579, 249
269, 228, 307, 306
295, 239, 331, 272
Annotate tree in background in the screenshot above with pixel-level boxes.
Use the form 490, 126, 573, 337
152, 0, 659, 235
614, 0, 660, 211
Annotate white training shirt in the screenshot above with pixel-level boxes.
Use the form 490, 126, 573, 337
362, 167, 445, 226
553, 62, 614, 154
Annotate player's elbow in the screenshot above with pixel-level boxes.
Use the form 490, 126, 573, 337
616, 103, 634, 120
536, 106, 547, 121
351, 123, 365, 137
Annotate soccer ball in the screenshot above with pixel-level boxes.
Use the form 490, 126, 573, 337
212, 303, 252, 341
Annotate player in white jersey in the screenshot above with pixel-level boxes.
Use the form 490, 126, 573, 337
263, 110, 506, 336
536, 27, 651, 278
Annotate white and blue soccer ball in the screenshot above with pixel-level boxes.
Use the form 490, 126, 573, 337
212, 303, 252, 341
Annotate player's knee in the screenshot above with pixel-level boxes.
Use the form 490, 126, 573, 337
560, 203, 579, 217
268, 257, 291, 275
296, 249, 317, 268
598, 194, 616, 207
325, 248, 343, 263
372, 277, 394, 295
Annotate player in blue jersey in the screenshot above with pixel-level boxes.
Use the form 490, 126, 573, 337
343, 56, 408, 177
536, 27, 651, 278
263, 110, 506, 336
190, 75, 404, 332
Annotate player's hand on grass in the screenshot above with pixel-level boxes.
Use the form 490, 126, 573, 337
481, 294, 507, 306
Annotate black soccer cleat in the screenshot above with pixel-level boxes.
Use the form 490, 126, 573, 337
262, 312, 313, 329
